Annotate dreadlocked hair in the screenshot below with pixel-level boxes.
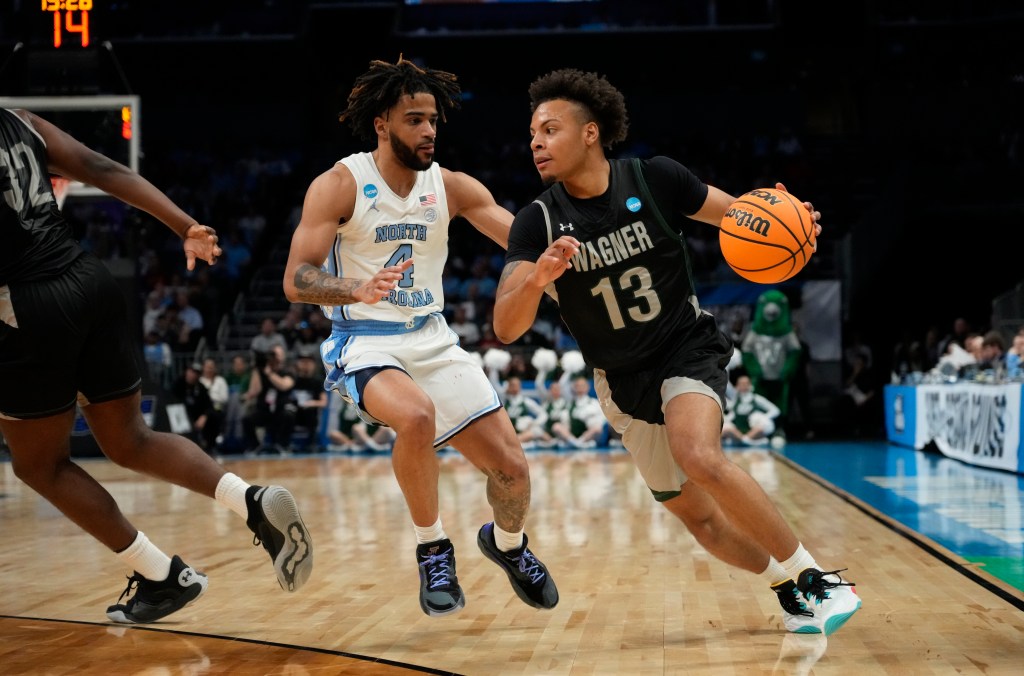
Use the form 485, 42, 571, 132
528, 68, 629, 149
339, 55, 462, 141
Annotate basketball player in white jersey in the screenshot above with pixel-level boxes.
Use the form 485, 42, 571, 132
283, 56, 558, 616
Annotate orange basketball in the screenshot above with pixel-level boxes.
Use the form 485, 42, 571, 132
719, 188, 816, 284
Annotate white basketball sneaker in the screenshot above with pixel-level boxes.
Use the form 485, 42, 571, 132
795, 568, 862, 636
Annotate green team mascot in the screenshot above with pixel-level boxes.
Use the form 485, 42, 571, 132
740, 289, 801, 447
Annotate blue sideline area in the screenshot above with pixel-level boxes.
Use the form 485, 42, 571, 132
775, 441, 1024, 595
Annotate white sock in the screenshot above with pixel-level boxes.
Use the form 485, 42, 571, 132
780, 544, 819, 582
760, 556, 791, 586
116, 531, 172, 581
493, 523, 524, 553
215, 472, 252, 520
414, 517, 447, 544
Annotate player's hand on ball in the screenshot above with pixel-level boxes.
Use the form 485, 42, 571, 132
775, 182, 821, 244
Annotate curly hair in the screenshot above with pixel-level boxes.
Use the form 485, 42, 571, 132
339, 55, 462, 142
528, 68, 629, 149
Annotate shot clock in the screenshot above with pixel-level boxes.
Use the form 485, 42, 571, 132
41, 0, 93, 49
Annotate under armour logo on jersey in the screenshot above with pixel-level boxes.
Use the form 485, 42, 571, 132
559, 222, 574, 232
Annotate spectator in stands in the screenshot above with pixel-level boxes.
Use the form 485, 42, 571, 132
977, 330, 1009, 377
160, 305, 193, 355
328, 400, 394, 452
722, 374, 782, 446
142, 330, 174, 389
222, 353, 257, 453
937, 317, 972, 362
249, 345, 296, 455
290, 320, 321, 359
501, 376, 548, 449
172, 289, 204, 352
551, 376, 606, 449
449, 305, 481, 348
250, 317, 288, 360
172, 363, 213, 450
534, 378, 570, 449
141, 289, 168, 337
198, 358, 229, 453
290, 353, 328, 452
277, 304, 306, 345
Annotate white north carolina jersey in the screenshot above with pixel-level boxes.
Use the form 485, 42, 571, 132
321, 152, 450, 327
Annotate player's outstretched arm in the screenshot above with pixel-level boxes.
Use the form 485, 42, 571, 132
21, 110, 221, 269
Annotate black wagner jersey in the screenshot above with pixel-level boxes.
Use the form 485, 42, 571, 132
0, 109, 81, 286
507, 156, 709, 374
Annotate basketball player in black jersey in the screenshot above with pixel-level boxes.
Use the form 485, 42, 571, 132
493, 69, 861, 636
0, 108, 313, 623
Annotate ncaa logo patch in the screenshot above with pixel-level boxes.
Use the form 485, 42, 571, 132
424, 208, 438, 223
363, 184, 379, 199
626, 197, 642, 212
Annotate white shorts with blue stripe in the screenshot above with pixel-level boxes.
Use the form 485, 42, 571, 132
320, 312, 500, 448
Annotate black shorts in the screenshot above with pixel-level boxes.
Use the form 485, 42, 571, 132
604, 313, 733, 425
0, 254, 142, 420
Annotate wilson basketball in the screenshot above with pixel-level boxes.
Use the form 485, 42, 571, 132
719, 188, 815, 284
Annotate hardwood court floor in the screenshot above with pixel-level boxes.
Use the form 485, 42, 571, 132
1, 446, 1023, 675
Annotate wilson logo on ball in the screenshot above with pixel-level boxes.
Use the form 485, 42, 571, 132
718, 188, 815, 284
724, 207, 771, 237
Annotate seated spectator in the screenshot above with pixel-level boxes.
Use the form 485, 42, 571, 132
290, 354, 328, 452
449, 305, 480, 348
534, 379, 571, 448
501, 376, 548, 449
141, 289, 168, 337
171, 363, 213, 451
248, 345, 296, 455
551, 376, 606, 449
721, 374, 781, 447
142, 330, 173, 389
250, 317, 289, 359
328, 400, 395, 452
198, 357, 229, 453
977, 330, 1009, 377
172, 289, 204, 352
291, 321, 321, 359
222, 353, 258, 453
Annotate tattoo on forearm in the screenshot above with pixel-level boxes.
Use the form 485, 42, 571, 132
294, 263, 361, 304
499, 261, 522, 286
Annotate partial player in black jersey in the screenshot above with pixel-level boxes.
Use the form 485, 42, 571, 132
493, 68, 861, 636
0, 108, 312, 623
